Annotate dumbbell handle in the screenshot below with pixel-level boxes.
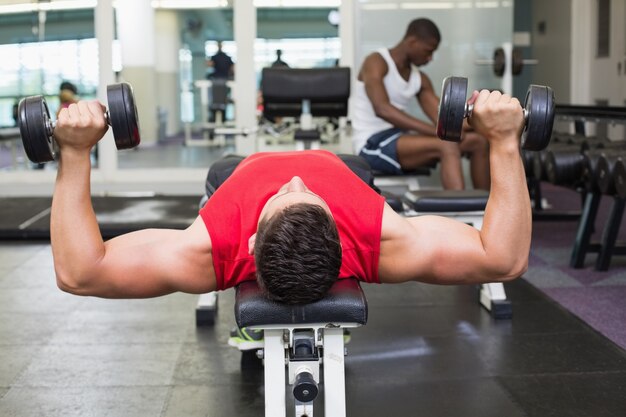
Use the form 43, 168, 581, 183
464, 103, 529, 122
46, 110, 112, 136
475, 58, 539, 65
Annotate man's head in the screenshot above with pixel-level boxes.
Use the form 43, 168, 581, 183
249, 176, 342, 304
60, 81, 78, 95
403, 18, 440, 67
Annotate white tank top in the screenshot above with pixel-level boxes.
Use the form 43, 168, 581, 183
352, 48, 422, 153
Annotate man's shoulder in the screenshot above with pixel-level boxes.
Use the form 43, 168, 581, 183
364, 50, 387, 65
360, 51, 389, 79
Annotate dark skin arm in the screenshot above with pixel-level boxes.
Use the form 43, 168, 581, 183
358, 52, 437, 136
415, 73, 440, 125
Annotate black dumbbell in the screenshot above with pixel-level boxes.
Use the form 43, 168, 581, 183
18, 83, 141, 163
436, 76, 555, 151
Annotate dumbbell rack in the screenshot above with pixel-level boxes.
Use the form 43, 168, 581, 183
547, 105, 626, 270
530, 105, 626, 219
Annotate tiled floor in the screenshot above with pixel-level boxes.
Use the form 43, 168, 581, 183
0, 242, 625, 417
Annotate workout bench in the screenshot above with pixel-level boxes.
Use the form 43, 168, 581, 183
235, 278, 367, 417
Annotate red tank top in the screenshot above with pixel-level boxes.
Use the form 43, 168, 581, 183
199, 150, 385, 290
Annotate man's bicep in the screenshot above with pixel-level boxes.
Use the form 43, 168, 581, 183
95, 218, 216, 298
379, 214, 488, 285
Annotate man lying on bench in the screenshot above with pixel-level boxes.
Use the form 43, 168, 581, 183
50, 89, 529, 333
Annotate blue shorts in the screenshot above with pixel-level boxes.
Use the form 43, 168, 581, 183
358, 128, 404, 175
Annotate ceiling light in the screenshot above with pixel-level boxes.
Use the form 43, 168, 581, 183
0, 0, 96, 14
400, 2, 455, 9
151, 0, 228, 9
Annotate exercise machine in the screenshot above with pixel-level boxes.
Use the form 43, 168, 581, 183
260, 67, 351, 151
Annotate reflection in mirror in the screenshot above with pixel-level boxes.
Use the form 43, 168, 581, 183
0, 5, 342, 172
118, 6, 341, 170
0, 37, 100, 172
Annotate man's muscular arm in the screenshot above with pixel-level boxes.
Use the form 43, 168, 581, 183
360, 53, 437, 136
51, 101, 215, 298
379, 90, 530, 285
415, 73, 440, 125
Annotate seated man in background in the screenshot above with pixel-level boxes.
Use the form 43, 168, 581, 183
50, 89, 527, 312
352, 18, 490, 190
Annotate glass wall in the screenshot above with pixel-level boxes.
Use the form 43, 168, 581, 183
0, 5, 343, 173
0, 39, 99, 128
1, 2, 515, 190
205, 37, 341, 74
193, 37, 340, 124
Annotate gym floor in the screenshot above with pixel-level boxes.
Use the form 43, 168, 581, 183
0, 144, 625, 416
0, 237, 625, 416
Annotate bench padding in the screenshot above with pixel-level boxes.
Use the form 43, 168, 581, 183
404, 189, 489, 212
235, 278, 368, 328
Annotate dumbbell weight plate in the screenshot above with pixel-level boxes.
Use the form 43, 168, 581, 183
522, 84, 555, 151
437, 76, 468, 143
107, 83, 141, 150
18, 96, 56, 163
512, 48, 524, 76
493, 48, 505, 77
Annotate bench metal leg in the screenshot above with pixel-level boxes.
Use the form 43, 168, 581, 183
195, 292, 218, 326
479, 283, 512, 319
264, 329, 286, 417
295, 140, 320, 151
323, 328, 347, 417
295, 400, 314, 417
468, 216, 512, 319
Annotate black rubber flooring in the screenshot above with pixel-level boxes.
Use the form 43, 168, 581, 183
0, 196, 200, 239
0, 195, 625, 416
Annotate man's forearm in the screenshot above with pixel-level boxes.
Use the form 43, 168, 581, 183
51, 151, 105, 289
376, 104, 437, 136
480, 140, 532, 278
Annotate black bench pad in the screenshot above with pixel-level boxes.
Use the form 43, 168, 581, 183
234, 278, 368, 328
404, 189, 489, 212
294, 129, 321, 141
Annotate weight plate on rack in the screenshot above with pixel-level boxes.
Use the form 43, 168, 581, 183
493, 48, 505, 77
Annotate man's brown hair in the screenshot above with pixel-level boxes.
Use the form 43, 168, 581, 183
254, 203, 342, 304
